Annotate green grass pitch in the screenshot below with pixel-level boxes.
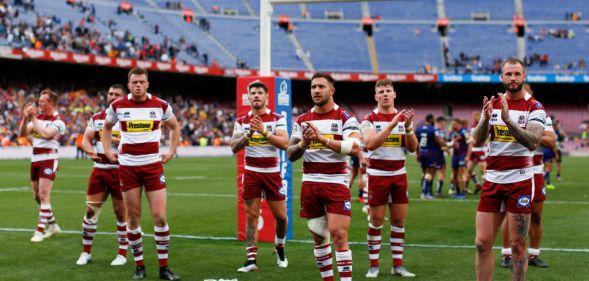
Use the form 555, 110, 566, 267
0, 156, 587, 280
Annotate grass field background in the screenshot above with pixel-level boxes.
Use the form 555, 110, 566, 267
0, 156, 587, 281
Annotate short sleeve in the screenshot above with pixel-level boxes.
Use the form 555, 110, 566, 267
162, 101, 173, 121
51, 119, 67, 136
86, 117, 95, 130
528, 100, 546, 127
359, 115, 374, 135
275, 115, 287, 132
291, 119, 302, 139
343, 117, 360, 140
544, 116, 554, 132
232, 121, 244, 136
106, 104, 118, 124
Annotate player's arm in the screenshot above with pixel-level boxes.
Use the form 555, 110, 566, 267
102, 119, 117, 162
81, 124, 100, 161
404, 110, 417, 153
30, 114, 59, 139
499, 95, 543, 151
18, 112, 33, 137
362, 112, 402, 151
540, 130, 556, 150
287, 120, 309, 162
267, 116, 289, 150
473, 96, 493, 147
161, 115, 180, 164
230, 120, 250, 153
267, 129, 289, 150
435, 135, 448, 151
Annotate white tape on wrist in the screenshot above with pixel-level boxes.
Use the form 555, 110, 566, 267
340, 140, 353, 155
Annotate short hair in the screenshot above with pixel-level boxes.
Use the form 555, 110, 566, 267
500, 58, 526, 73
436, 116, 446, 123
311, 73, 335, 86
375, 79, 393, 89
247, 80, 268, 93
128, 67, 149, 80
425, 114, 434, 123
109, 84, 127, 94
40, 89, 58, 105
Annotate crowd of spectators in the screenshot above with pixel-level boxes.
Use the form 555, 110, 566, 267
0, 85, 237, 148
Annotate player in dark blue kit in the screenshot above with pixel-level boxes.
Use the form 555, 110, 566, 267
449, 119, 468, 199
434, 117, 449, 195
416, 114, 447, 199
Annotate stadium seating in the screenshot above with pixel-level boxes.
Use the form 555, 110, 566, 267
522, 0, 589, 20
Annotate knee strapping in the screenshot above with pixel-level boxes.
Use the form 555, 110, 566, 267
308, 216, 330, 245
85, 201, 104, 221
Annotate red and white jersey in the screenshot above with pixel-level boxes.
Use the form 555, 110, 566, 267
292, 105, 360, 186
533, 115, 553, 175
89, 110, 121, 169
233, 109, 287, 173
106, 93, 173, 166
360, 109, 408, 177
486, 93, 546, 183
30, 112, 66, 162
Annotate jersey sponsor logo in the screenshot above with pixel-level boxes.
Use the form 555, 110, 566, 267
517, 195, 531, 208
493, 126, 516, 143
126, 120, 154, 132
44, 168, 53, 175
33, 131, 42, 138
98, 130, 121, 141
331, 123, 339, 132
248, 135, 270, 146
309, 134, 334, 149
343, 200, 352, 211
382, 134, 402, 147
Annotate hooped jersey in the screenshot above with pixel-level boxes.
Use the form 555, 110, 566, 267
30, 112, 66, 162
106, 93, 173, 166
89, 110, 121, 169
292, 105, 360, 186
233, 109, 287, 173
360, 109, 409, 177
485, 93, 546, 183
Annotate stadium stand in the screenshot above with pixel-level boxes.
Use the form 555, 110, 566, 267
2, 0, 587, 73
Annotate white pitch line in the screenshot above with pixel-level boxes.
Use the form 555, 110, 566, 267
174, 176, 208, 180
1, 187, 588, 204
0, 227, 587, 253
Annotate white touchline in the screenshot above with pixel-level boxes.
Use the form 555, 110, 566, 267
0, 227, 587, 253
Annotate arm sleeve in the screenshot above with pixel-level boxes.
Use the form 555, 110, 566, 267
291, 119, 302, 139
162, 101, 173, 121
51, 119, 67, 136
105, 104, 118, 124
275, 115, 287, 132
232, 121, 243, 137
343, 117, 361, 140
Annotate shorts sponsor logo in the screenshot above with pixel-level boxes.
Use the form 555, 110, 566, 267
517, 195, 531, 208
343, 200, 352, 211
160, 174, 166, 184
126, 120, 154, 132
493, 126, 516, 143
309, 134, 334, 149
44, 168, 53, 175
382, 134, 402, 147
248, 135, 270, 146
542, 187, 546, 195
278, 185, 286, 196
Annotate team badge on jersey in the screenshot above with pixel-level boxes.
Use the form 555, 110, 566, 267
331, 123, 339, 132
517, 195, 531, 208
160, 174, 166, 184
343, 200, 352, 211
43, 168, 53, 175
